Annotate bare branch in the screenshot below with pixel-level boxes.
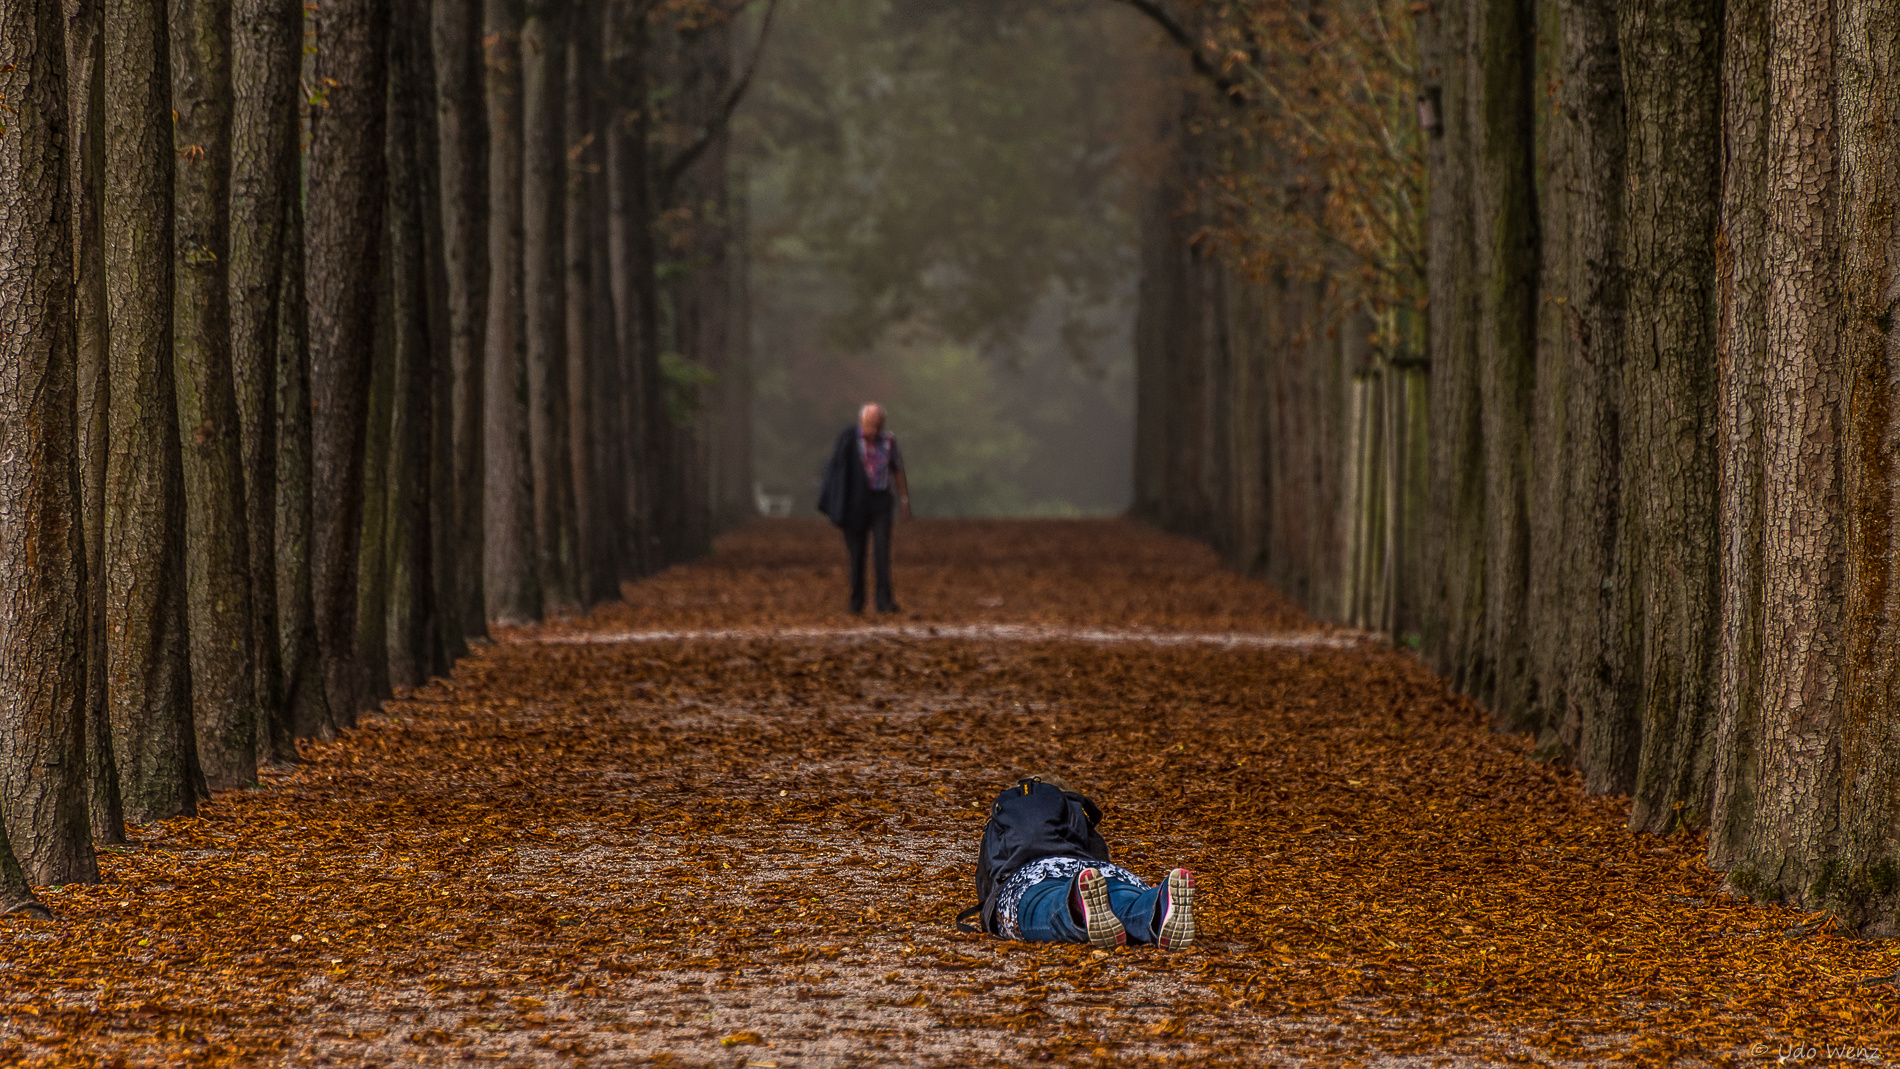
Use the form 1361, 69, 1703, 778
659, 0, 781, 193
1109, 0, 1249, 105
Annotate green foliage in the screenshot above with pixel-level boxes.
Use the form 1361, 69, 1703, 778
661, 352, 719, 425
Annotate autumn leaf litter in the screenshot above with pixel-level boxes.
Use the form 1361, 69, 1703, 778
0, 519, 1893, 1068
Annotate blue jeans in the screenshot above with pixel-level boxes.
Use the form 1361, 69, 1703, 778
1016, 873, 1164, 944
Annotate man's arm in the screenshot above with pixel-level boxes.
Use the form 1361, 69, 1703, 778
894, 467, 912, 520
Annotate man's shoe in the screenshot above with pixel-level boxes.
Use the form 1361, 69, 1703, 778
1156, 868, 1195, 949
1074, 868, 1126, 949
876, 603, 901, 614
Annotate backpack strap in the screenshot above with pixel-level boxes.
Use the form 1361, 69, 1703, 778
954, 905, 985, 935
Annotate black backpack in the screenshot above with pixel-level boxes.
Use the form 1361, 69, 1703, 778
956, 778, 1112, 934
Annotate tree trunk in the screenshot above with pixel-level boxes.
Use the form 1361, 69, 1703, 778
173, 0, 259, 791
484, 0, 541, 623
1618, 0, 1724, 835
566, 12, 617, 604
431, 0, 490, 643
275, 183, 330, 741
1708, 0, 1771, 872
524, 0, 580, 613
104, 0, 203, 821
1470, 0, 1538, 728
384, 0, 438, 689
356, 269, 393, 708
0, 0, 94, 888
65, 0, 125, 843
1541, 0, 1639, 793
1831, 0, 1900, 931
1420, 0, 1488, 694
307, 0, 390, 727
230, 0, 301, 765
417, 8, 459, 676
606, 0, 660, 579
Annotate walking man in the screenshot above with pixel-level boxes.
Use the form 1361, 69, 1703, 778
817, 403, 911, 614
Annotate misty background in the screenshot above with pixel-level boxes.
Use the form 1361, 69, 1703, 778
733, 0, 1166, 517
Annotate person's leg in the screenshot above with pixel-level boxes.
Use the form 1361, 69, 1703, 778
1014, 877, 1087, 943
1106, 870, 1194, 948
1103, 878, 1165, 944
871, 494, 896, 612
843, 525, 869, 613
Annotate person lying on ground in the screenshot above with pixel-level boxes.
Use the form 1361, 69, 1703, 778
960, 775, 1195, 949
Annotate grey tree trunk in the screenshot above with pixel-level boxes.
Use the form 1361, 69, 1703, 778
173, 0, 259, 791
230, 0, 301, 764
524, 0, 580, 613
65, 0, 125, 843
1618, 0, 1724, 835
484, 0, 541, 623
0, 0, 94, 888
606, 0, 660, 579
356, 268, 393, 708
565, 13, 617, 604
431, 0, 490, 642
104, 0, 204, 821
307, 0, 390, 727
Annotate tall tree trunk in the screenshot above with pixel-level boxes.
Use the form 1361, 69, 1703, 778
484, 0, 540, 623
431, 0, 490, 642
417, 8, 459, 676
1708, 0, 1771, 872
1420, 0, 1487, 694
356, 270, 393, 709
173, 0, 259, 791
1543, 0, 1636, 794
275, 184, 330, 741
1470, 0, 1539, 728
606, 0, 659, 579
66, 0, 125, 843
1832, 0, 1900, 931
0, 0, 94, 888
104, 0, 203, 821
307, 0, 390, 727
524, 0, 580, 613
566, 13, 616, 604
230, 0, 301, 765
1619, 0, 1724, 835
384, 0, 438, 688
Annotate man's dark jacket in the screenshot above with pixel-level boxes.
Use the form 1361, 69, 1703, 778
817, 426, 879, 531
974, 779, 1112, 934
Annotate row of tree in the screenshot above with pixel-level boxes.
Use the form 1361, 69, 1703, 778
0, 0, 757, 917
1130, 0, 1900, 931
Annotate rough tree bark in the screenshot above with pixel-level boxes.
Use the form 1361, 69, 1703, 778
173, 0, 259, 791
524, 0, 580, 613
484, 0, 541, 623
306, 0, 390, 727
1708, 0, 1771, 872
0, 0, 94, 889
431, 0, 490, 642
65, 0, 125, 843
384, 0, 438, 688
606, 0, 660, 579
104, 0, 203, 821
566, 8, 619, 603
1470, 0, 1539, 728
1618, 0, 1724, 835
230, 0, 302, 764
275, 182, 330, 741
355, 269, 393, 708
1420, 0, 1488, 695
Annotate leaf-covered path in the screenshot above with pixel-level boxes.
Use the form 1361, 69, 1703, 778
2, 520, 1894, 1067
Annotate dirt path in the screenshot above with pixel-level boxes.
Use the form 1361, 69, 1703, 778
2, 520, 1893, 1067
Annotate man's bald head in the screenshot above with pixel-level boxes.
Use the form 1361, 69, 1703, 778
859, 403, 885, 434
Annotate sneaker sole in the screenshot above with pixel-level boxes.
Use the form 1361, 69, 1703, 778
1076, 868, 1126, 949
1158, 868, 1195, 949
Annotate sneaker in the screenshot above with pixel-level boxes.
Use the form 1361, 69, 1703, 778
1156, 868, 1195, 949
1074, 868, 1126, 949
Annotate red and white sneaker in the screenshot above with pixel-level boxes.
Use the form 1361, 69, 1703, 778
1157, 868, 1195, 949
1074, 868, 1127, 949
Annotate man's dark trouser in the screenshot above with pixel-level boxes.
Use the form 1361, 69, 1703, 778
843, 491, 896, 613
